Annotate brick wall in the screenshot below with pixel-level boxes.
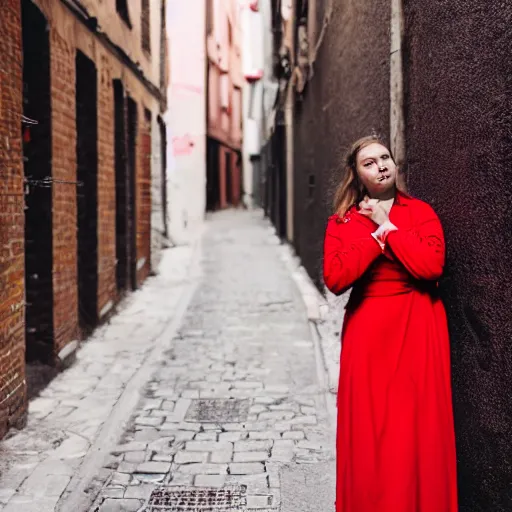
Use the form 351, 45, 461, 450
0, 0, 27, 435
0, 0, 163, 442
97, 54, 116, 318
50, 28, 78, 355
137, 108, 152, 285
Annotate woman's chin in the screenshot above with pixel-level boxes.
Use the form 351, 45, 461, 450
369, 183, 395, 197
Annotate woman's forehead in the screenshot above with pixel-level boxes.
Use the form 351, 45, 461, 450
358, 143, 389, 160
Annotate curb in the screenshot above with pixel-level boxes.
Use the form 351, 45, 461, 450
57, 231, 204, 512
277, 241, 344, 396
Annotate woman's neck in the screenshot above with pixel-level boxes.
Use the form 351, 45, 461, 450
369, 188, 396, 201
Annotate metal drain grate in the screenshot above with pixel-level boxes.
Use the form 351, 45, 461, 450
145, 486, 247, 511
185, 399, 251, 423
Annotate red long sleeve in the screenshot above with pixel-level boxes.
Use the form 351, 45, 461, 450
323, 214, 382, 295
386, 204, 445, 281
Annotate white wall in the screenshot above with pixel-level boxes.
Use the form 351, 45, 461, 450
240, 0, 279, 208
165, 0, 207, 244
241, 2, 262, 208
150, 116, 167, 270
260, 0, 280, 143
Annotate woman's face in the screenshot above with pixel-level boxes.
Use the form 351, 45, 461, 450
355, 143, 397, 198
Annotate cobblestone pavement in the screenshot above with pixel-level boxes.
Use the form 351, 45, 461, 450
0, 210, 337, 512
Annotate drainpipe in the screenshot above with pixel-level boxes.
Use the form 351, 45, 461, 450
390, 0, 406, 188
285, 79, 294, 242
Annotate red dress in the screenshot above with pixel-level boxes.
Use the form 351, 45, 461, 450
323, 192, 458, 512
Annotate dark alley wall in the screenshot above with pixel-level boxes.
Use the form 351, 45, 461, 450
402, 2, 512, 510
293, 0, 391, 286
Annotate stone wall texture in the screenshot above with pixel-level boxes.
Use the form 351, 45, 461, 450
291, 1, 511, 509
402, 2, 512, 510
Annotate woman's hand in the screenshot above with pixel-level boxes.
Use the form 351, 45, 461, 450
358, 197, 389, 226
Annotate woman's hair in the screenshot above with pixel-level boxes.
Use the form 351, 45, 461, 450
332, 135, 401, 216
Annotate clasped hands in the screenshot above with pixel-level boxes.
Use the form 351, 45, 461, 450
358, 196, 390, 226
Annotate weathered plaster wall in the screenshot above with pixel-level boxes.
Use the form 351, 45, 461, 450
403, 2, 512, 510
293, 0, 391, 285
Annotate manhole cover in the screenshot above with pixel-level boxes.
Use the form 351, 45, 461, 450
146, 486, 247, 511
185, 399, 251, 423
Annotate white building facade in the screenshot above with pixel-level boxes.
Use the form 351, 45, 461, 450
164, 0, 207, 245
240, 0, 279, 208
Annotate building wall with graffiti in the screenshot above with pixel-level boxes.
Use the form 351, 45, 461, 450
165, 0, 207, 243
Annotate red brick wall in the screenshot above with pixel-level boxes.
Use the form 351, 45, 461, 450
137, 109, 152, 285
50, 28, 78, 355
0, 0, 27, 435
97, 54, 116, 316
0, 0, 161, 441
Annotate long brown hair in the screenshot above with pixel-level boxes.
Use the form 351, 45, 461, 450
332, 135, 401, 216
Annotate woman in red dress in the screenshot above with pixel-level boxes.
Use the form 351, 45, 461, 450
323, 136, 458, 512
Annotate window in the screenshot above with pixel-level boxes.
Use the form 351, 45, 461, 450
141, 0, 151, 54
116, 0, 132, 28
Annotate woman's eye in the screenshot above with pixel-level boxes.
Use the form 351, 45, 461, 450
364, 162, 373, 167
382, 155, 389, 160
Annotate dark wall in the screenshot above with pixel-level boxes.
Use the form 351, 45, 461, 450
293, 0, 391, 286
403, 2, 512, 510
76, 51, 99, 333
22, 0, 54, 363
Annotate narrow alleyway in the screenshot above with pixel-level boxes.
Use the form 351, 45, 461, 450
0, 210, 336, 512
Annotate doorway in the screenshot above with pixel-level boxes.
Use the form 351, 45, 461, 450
22, 0, 54, 369
126, 97, 138, 290
76, 51, 98, 334
225, 150, 233, 206
206, 138, 220, 211
273, 123, 287, 238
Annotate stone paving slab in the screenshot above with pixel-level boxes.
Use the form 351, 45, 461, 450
277, 243, 346, 395
0, 210, 337, 512
0, 242, 200, 512
87, 210, 336, 512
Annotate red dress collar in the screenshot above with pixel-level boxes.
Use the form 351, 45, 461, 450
394, 189, 412, 206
